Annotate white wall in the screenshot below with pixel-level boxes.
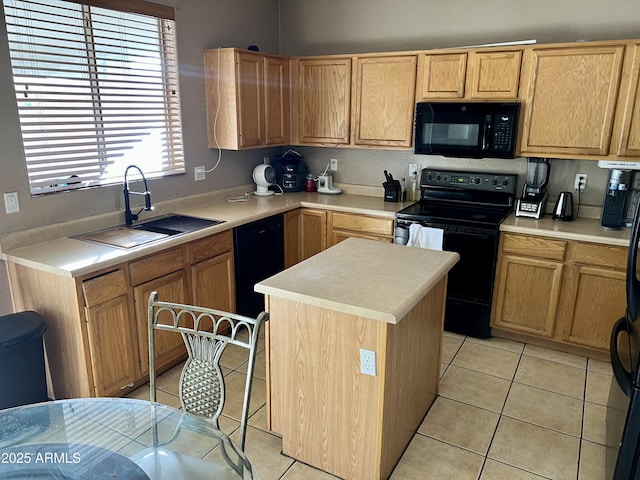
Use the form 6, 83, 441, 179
279, 0, 640, 56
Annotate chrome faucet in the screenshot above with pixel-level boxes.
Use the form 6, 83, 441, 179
123, 165, 153, 225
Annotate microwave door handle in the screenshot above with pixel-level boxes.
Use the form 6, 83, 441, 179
482, 115, 492, 151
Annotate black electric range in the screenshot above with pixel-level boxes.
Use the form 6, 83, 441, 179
394, 169, 517, 338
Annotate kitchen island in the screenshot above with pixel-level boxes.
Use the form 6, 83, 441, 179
255, 238, 459, 480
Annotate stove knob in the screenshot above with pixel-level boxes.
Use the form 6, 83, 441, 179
503, 179, 509, 186
436, 174, 441, 181
475, 177, 481, 185
492, 178, 498, 186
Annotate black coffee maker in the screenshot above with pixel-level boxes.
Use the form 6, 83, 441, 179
601, 169, 632, 230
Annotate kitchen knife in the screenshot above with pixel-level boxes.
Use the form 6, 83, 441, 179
388, 172, 399, 191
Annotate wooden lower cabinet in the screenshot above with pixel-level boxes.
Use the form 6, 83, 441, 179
191, 251, 235, 311
82, 269, 137, 397
328, 211, 394, 247
492, 233, 626, 354
6, 230, 235, 399
283, 209, 302, 268
285, 208, 394, 267
300, 208, 327, 261
556, 264, 625, 349
134, 270, 188, 376
492, 255, 564, 337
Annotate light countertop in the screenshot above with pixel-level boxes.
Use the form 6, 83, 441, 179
0, 190, 408, 278
254, 237, 460, 324
2, 185, 632, 279
501, 213, 632, 246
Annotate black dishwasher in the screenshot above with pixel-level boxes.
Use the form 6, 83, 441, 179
233, 213, 284, 317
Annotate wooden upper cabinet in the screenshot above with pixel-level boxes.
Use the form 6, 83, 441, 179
203, 48, 289, 150
519, 43, 626, 157
291, 57, 352, 145
466, 50, 522, 98
352, 55, 417, 147
613, 43, 640, 157
416, 53, 467, 99
263, 55, 290, 146
236, 52, 263, 148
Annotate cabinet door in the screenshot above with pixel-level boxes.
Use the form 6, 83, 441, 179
191, 251, 235, 313
294, 58, 352, 144
283, 209, 302, 268
85, 295, 137, 397
264, 55, 289, 146
134, 270, 188, 376
466, 50, 522, 99
328, 211, 394, 247
492, 255, 564, 337
330, 230, 393, 246
556, 265, 625, 350
300, 209, 327, 260
519, 44, 625, 156
236, 51, 263, 148
416, 53, 467, 100
352, 55, 417, 147
614, 43, 640, 157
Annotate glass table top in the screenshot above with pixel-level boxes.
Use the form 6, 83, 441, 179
0, 398, 255, 479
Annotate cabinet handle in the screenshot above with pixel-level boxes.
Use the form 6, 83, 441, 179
120, 382, 134, 390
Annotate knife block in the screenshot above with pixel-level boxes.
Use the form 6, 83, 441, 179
383, 181, 403, 202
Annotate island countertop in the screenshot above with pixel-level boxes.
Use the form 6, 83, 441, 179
255, 237, 459, 324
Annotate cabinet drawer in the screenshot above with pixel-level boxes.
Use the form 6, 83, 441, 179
502, 234, 567, 261
129, 247, 184, 286
82, 269, 128, 307
189, 230, 233, 264
567, 242, 627, 270
331, 212, 393, 236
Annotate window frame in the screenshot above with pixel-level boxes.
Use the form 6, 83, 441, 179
3, 0, 185, 196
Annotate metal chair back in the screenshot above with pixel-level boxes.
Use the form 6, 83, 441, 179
147, 291, 267, 451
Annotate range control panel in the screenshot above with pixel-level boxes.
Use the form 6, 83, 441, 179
421, 169, 517, 195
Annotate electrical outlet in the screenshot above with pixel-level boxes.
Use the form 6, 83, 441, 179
574, 173, 588, 191
360, 348, 376, 376
194, 166, 206, 181
409, 164, 418, 177
4, 192, 19, 214
330, 158, 338, 171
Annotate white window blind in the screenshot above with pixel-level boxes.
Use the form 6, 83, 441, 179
3, 0, 185, 195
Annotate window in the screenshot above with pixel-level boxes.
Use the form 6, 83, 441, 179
3, 0, 185, 195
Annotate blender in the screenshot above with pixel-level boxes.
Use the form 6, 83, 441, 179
516, 158, 550, 219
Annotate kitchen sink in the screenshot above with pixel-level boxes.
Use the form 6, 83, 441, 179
132, 214, 225, 235
77, 214, 225, 249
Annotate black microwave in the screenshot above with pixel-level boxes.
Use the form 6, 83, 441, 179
414, 101, 520, 158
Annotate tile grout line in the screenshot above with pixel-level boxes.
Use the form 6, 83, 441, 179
475, 336, 525, 479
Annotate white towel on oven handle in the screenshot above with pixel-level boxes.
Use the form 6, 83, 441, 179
406, 224, 444, 250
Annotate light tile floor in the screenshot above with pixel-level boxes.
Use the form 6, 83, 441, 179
127, 331, 615, 480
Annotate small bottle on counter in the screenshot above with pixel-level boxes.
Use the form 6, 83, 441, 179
410, 172, 418, 201
305, 174, 316, 192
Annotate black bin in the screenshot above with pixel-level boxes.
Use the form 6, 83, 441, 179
0, 311, 48, 409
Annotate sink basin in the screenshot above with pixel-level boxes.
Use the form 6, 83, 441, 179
77, 214, 225, 249
132, 214, 224, 235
